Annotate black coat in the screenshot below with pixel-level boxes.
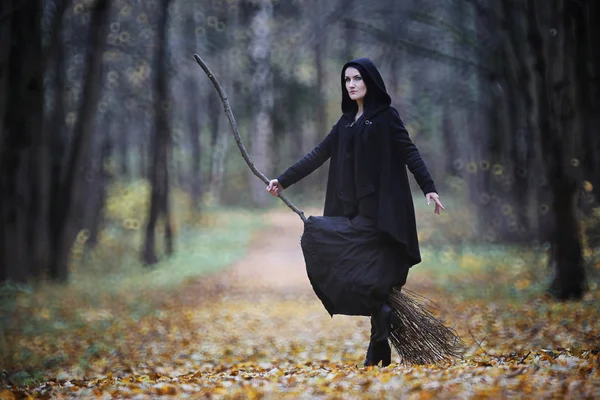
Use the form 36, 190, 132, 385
277, 58, 437, 267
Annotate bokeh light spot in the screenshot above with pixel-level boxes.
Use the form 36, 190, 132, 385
207, 16, 218, 28
119, 5, 132, 17
77, 229, 90, 243
480, 193, 490, 205
137, 13, 148, 23
195, 27, 206, 37
66, 112, 76, 127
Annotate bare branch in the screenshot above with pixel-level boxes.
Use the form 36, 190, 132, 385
193, 54, 307, 223
468, 328, 490, 356
342, 18, 494, 75
519, 350, 532, 364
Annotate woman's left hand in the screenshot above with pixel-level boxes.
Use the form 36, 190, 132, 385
425, 192, 445, 214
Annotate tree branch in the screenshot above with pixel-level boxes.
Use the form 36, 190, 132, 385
193, 54, 307, 223
518, 351, 531, 364
468, 328, 490, 356
342, 18, 494, 76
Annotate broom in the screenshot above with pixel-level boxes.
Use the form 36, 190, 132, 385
388, 287, 465, 364
194, 54, 465, 365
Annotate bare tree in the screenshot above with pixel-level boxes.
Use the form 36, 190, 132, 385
523, 0, 586, 299
208, 59, 232, 204
0, 0, 44, 282
143, 0, 173, 264
50, 0, 112, 281
183, 2, 203, 210
248, 0, 274, 207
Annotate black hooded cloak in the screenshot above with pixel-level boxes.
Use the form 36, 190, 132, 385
276, 58, 437, 316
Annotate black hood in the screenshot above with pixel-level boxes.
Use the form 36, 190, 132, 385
340, 57, 391, 119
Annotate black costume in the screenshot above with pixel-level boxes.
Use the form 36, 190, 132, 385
277, 58, 437, 318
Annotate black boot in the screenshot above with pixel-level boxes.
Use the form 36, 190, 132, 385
370, 303, 402, 342
363, 340, 391, 367
364, 317, 391, 367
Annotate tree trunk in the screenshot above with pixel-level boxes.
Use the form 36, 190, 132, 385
312, 0, 328, 191
0, 0, 44, 283
139, 131, 147, 180
163, 161, 174, 255
186, 76, 202, 210
549, 178, 585, 299
143, 0, 172, 264
208, 59, 230, 204
49, 0, 111, 282
0, 0, 10, 283
386, 0, 402, 98
27, 3, 45, 278
86, 114, 113, 252
184, 6, 202, 209
581, 1, 600, 188
526, 0, 585, 299
248, 1, 274, 207
118, 116, 129, 179
341, 0, 355, 61
45, 2, 70, 279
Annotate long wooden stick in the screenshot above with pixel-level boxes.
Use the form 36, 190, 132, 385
193, 54, 307, 222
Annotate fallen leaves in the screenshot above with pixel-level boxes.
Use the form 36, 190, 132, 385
2, 291, 599, 399
1, 210, 600, 398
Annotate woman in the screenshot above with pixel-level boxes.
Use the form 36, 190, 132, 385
266, 58, 444, 367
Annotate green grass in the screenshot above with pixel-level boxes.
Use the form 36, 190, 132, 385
0, 207, 266, 376
410, 189, 555, 301
70, 207, 266, 295
414, 243, 552, 301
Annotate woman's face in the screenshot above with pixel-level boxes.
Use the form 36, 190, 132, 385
344, 67, 367, 102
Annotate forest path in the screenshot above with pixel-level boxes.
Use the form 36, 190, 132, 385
222, 208, 317, 297
182, 207, 376, 368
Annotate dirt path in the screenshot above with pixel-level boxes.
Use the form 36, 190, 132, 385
217, 208, 435, 301
194, 207, 371, 362
224, 209, 316, 296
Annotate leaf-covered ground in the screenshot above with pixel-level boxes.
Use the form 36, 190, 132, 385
1, 210, 599, 399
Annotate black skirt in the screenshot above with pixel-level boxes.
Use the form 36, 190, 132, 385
300, 214, 410, 317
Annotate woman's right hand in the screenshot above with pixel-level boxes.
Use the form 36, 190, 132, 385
266, 179, 283, 197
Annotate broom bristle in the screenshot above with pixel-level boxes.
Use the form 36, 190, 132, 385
387, 286, 465, 365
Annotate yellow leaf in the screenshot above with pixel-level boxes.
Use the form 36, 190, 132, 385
420, 391, 437, 400
0, 390, 15, 400
515, 279, 531, 290
155, 385, 177, 395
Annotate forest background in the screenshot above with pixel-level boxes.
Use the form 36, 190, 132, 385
1, 0, 599, 397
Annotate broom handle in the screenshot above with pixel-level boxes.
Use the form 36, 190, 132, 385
194, 54, 307, 223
